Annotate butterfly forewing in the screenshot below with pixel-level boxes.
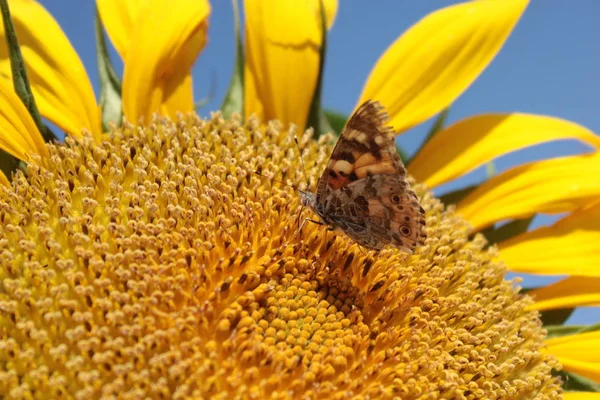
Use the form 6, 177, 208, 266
310, 100, 426, 253
316, 100, 403, 197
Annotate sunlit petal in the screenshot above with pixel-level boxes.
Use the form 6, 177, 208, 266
96, 0, 139, 59
0, 0, 102, 139
0, 171, 8, 186
322, 0, 338, 29
456, 153, 600, 230
410, 113, 600, 189
0, 81, 47, 161
563, 394, 600, 400
527, 277, 600, 311
498, 201, 600, 277
544, 330, 600, 382
357, 0, 528, 133
121, 0, 210, 123
244, 0, 324, 129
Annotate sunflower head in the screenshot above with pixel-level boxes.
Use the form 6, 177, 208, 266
0, 113, 561, 398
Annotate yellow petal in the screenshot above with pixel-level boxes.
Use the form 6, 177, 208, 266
456, 152, 600, 231
96, 0, 139, 59
527, 277, 600, 311
357, 0, 528, 133
244, 0, 324, 129
499, 201, 600, 277
322, 0, 338, 29
409, 114, 600, 189
544, 330, 600, 382
99, 0, 337, 60
0, 81, 47, 161
0, 0, 102, 139
0, 170, 9, 186
563, 393, 600, 400
122, 0, 210, 123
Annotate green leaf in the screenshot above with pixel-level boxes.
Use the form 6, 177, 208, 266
540, 308, 575, 326
546, 324, 586, 339
545, 323, 600, 339
221, 0, 244, 119
480, 216, 533, 245
0, 148, 20, 181
424, 108, 450, 143
323, 109, 346, 136
485, 160, 496, 178
556, 371, 600, 392
396, 144, 409, 164
579, 323, 600, 333
438, 183, 478, 206
306, 0, 333, 138
0, 0, 55, 142
407, 108, 450, 165
95, 8, 122, 131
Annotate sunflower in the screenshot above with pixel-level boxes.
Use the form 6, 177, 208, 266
0, 0, 598, 398
242, 0, 600, 393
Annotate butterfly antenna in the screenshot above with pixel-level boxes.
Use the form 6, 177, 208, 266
253, 170, 300, 192
293, 136, 311, 189
292, 136, 312, 231
254, 169, 307, 230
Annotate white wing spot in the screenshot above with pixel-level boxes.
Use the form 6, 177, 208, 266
356, 133, 368, 143
332, 160, 353, 174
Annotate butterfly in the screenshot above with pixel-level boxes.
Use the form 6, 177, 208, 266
299, 100, 426, 253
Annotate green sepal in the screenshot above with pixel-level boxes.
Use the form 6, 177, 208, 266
539, 308, 575, 326
95, 8, 122, 131
424, 107, 450, 144
406, 108, 449, 165
485, 160, 496, 178
195, 70, 217, 111
545, 323, 600, 339
221, 0, 244, 119
396, 144, 409, 164
323, 108, 346, 136
0, 0, 55, 143
480, 216, 533, 246
306, 0, 333, 138
438, 183, 478, 206
0, 148, 19, 181
555, 371, 600, 392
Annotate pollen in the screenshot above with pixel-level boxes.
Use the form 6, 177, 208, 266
0, 113, 561, 399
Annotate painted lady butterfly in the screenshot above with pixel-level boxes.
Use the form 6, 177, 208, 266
299, 100, 426, 253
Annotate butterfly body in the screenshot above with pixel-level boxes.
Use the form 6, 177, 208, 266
301, 100, 426, 253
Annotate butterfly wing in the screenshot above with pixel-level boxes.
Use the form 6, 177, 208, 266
324, 174, 426, 253
315, 100, 426, 252
316, 99, 404, 200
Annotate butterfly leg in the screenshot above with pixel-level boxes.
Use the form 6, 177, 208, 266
298, 218, 326, 233
296, 205, 307, 229
356, 243, 367, 256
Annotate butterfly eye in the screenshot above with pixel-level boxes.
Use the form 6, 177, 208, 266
400, 226, 411, 236
391, 195, 401, 204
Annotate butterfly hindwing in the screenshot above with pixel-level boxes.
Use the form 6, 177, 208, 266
324, 174, 426, 252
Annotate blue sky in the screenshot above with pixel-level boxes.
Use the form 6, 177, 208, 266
38, 0, 599, 324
